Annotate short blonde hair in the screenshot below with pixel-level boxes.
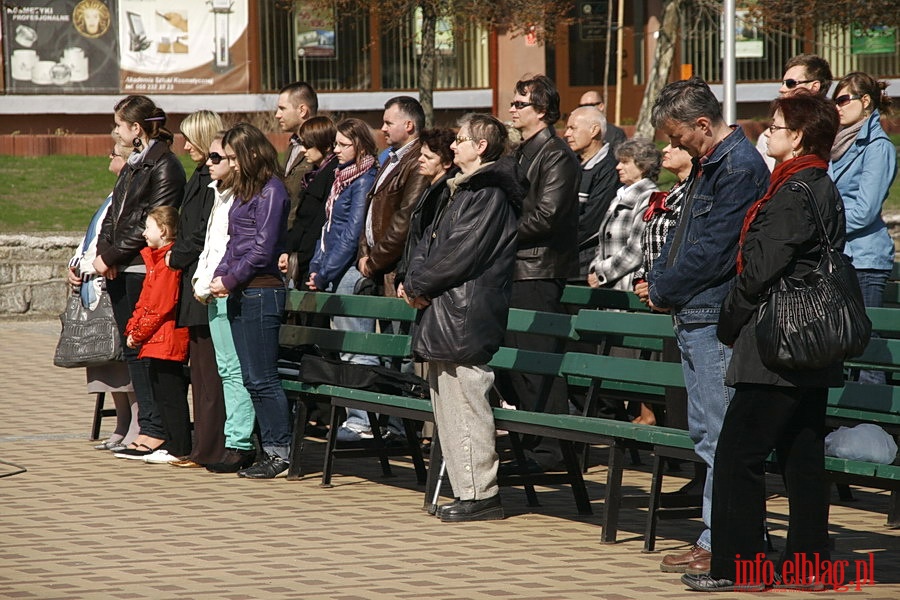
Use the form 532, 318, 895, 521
181, 110, 223, 161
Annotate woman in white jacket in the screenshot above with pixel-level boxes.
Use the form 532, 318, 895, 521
192, 133, 257, 473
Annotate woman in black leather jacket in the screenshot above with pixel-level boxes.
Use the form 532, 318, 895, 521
401, 114, 525, 523
684, 93, 843, 591
94, 95, 186, 457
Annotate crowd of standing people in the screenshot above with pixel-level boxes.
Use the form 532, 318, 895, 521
67, 55, 895, 589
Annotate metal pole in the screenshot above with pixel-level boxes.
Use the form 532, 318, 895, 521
614, 0, 625, 126
722, 0, 737, 123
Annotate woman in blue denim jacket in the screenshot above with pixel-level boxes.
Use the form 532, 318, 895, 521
210, 123, 292, 479
829, 73, 896, 385
307, 118, 378, 292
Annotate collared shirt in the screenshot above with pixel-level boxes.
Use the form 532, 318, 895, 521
366, 137, 418, 247
284, 134, 305, 175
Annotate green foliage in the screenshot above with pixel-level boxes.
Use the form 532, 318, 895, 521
0, 154, 197, 233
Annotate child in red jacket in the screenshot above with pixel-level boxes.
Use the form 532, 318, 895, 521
119, 206, 191, 464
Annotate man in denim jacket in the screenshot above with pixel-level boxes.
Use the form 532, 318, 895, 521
635, 78, 770, 575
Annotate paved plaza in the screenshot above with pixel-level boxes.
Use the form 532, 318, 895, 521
1, 319, 898, 599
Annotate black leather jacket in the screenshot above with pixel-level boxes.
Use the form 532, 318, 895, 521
405, 157, 526, 365
515, 126, 581, 281
169, 164, 214, 328
97, 140, 186, 269
396, 167, 458, 283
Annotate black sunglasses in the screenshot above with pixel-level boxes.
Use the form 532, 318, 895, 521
782, 78, 815, 89
834, 94, 862, 108
208, 151, 225, 165
510, 101, 534, 110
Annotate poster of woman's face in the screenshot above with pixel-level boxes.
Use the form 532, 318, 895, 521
73, 0, 112, 38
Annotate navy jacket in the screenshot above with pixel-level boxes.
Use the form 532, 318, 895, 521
648, 127, 769, 324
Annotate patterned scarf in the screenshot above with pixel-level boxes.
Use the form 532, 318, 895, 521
736, 154, 828, 273
830, 118, 864, 162
325, 154, 376, 228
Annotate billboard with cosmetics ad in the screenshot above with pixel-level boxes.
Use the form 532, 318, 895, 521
2, 0, 120, 93
1, 0, 250, 94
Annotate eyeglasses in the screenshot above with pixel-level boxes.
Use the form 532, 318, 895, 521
767, 124, 792, 134
207, 151, 225, 164
509, 101, 534, 110
455, 136, 475, 145
834, 94, 862, 108
782, 78, 815, 89
578, 102, 601, 108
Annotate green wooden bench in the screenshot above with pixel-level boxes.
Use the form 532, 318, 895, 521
279, 290, 428, 484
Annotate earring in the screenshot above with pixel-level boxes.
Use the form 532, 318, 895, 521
132, 138, 143, 150
791, 148, 800, 158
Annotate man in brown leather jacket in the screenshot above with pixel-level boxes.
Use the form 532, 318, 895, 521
356, 96, 430, 294
333, 95, 429, 443
497, 75, 581, 473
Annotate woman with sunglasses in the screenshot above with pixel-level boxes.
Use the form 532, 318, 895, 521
95, 95, 186, 458
163, 109, 228, 468
829, 73, 896, 385
279, 116, 339, 288
193, 132, 258, 474
209, 123, 292, 479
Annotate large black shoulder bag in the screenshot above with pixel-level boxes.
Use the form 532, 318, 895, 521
756, 180, 871, 371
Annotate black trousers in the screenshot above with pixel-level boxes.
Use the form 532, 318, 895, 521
710, 384, 830, 580
187, 325, 227, 464
149, 358, 191, 457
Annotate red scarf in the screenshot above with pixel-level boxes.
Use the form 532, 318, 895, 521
325, 154, 376, 227
736, 154, 827, 273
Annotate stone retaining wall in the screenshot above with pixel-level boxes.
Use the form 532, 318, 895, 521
0, 234, 79, 318
3, 220, 900, 318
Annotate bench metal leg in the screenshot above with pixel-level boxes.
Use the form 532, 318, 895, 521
90, 392, 106, 440
644, 452, 666, 552
560, 440, 592, 515
286, 397, 308, 481
321, 402, 343, 487
888, 490, 899, 528
368, 411, 394, 478
836, 483, 855, 502
403, 417, 427, 485
601, 442, 625, 544
508, 432, 540, 507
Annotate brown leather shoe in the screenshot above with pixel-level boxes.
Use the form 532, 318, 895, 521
684, 554, 711, 575
659, 545, 711, 573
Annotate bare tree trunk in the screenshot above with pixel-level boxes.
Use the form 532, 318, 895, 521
418, 1, 437, 128
635, 0, 681, 139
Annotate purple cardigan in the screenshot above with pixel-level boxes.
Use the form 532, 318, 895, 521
214, 177, 289, 291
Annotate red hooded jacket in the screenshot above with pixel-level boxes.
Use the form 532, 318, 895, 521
125, 242, 189, 362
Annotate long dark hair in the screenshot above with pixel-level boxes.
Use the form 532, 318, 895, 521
114, 95, 174, 144
222, 123, 281, 202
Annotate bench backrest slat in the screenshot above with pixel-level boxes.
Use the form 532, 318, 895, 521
279, 325, 411, 357
562, 286, 649, 311
561, 352, 685, 388
286, 290, 417, 321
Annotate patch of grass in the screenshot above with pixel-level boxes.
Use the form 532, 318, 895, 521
0, 154, 198, 232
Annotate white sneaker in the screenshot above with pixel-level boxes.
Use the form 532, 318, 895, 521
143, 449, 177, 464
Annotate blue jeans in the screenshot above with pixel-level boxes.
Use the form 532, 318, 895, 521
228, 287, 291, 459
209, 297, 256, 451
674, 321, 734, 552
855, 269, 890, 385
334, 266, 379, 430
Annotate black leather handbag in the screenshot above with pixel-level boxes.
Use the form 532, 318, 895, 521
755, 180, 871, 371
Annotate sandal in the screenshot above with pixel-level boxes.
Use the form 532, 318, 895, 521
113, 443, 158, 459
